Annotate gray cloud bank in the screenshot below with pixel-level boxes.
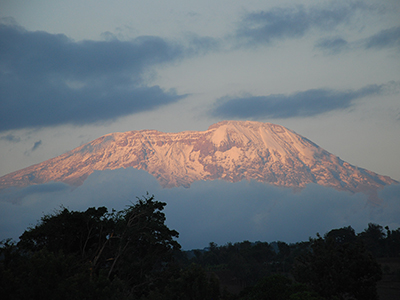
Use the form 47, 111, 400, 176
234, 1, 400, 54
1, 168, 399, 250
316, 26, 400, 54
365, 26, 400, 51
211, 82, 398, 119
315, 37, 349, 54
0, 22, 188, 132
1, 1, 398, 133
0, 133, 21, 143
235, 1, 366, 46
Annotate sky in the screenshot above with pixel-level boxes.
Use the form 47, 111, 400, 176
0, 0, 400, 249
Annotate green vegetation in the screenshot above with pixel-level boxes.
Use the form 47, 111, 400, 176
1, 195, 399, 299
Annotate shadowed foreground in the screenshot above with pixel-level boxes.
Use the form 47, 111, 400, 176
1, 195, 399, 299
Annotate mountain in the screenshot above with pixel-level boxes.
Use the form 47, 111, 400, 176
0, 121, 397, 195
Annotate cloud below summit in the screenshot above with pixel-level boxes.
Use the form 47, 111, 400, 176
1, 168, 399, 250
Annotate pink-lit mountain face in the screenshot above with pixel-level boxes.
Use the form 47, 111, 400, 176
0, 121, 397, 195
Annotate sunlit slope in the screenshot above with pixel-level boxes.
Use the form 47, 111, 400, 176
0, 121, 397, 194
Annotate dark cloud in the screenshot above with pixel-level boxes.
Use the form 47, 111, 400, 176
314, 26, 400, 55
364, 26, 400, 50
0, 133, 21, 143
234, 1, 399, 54
0, 22, 188, 132
31, 140, 42, 152
315, 37, 349, 54
211, 83, 395, 119
24, 140, 43, 156
235, 1, 366, 46
1, 168, 399, 250
183, 33, 221, 56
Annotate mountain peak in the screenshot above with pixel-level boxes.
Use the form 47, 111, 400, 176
208, 119, 266, 129
0, 121, 397, 196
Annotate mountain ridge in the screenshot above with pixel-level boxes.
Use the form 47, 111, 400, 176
0, 120, 397, 196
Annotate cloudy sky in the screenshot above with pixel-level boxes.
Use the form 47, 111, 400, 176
1, 0, 400, 248
0, 0, 399, 180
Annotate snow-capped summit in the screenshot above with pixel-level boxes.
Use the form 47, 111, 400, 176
0, 120, 397, 195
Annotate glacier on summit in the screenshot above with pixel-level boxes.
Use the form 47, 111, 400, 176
0, 121, 397, 197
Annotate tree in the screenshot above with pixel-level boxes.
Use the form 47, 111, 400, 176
106, 195, 180, 296
293, 229, 382, 300
358, 223, 386, 257
18, 206, 113, 261
325, 226, 356, 245
385, 227, 400, 257
1, 194, 181, 299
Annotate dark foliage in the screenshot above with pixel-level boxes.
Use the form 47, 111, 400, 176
1, 195, 399, 300
145, 263, 221, 300
0, 195, 181, 300
293, 232, 382, 300
181, 223, 400, 299
239, 274, 322, 300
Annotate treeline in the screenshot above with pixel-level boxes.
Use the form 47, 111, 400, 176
184, 223, 400, 299
0, 195, 399, 299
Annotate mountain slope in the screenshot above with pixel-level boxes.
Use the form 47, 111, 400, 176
0, 121, 397, 194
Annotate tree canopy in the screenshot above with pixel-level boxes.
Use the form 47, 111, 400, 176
293, 231, 382, 300
1, 195, 181, 299
1, 195, 398, 300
